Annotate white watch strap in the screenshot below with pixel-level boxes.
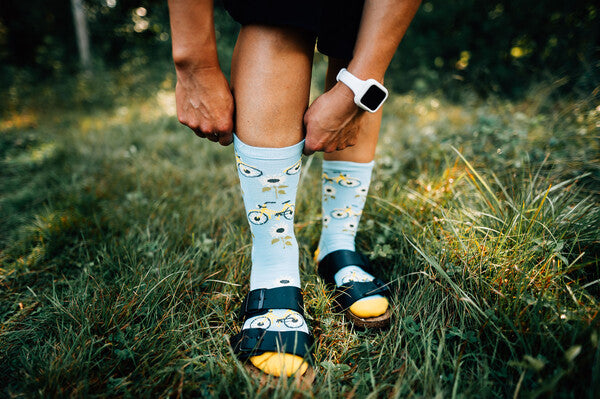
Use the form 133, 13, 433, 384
336, 68, 366, 94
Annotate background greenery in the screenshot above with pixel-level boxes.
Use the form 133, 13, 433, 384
1, 1, 599, 99
1, 0, 599, 398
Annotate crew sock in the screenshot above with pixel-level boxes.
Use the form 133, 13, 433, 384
316, 159, 388, 318
234, 134, 309, 377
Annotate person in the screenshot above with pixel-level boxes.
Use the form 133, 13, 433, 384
167, 0, 421, 383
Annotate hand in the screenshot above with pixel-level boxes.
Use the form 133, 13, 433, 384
303, 82, 364, 155
174, 65, 234, 146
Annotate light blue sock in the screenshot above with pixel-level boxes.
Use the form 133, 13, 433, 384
234, 135, 304, 291
318, 160, 373, 260
318, 160, 383, 300
234, 135, 309, 341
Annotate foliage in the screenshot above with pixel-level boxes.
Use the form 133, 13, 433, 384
389, 0, 600, 97
1, 74, 598, 396
0, 1, 598, 97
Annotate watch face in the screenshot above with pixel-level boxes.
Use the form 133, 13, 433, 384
360, 85, 387, 112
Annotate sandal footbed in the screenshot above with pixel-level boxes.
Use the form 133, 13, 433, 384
344, 307, 391, 329
317, 249, 393, 329
233, 287, 315, 387
331, 282, 392, 329
243, 361, 316, 389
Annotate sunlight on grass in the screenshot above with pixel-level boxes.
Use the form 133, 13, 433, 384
5, 142, 57, 166
155, 89, 176, 116
76, 90, 177, 134
0, 111, 38, 130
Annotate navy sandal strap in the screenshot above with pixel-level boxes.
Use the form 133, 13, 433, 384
318, 250, 391, 309
230, 328, 313, 360
335, 279, 390, 310
238, 286, 305, 321
318, 249, 372, 283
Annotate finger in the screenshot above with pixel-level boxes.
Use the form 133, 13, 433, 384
206, 132, 220, 142
303, 146, 315, 156
219, 131, 234, 146
335, 138, 348, 151
338, 138, 355, 150
311, 138, 337, 154
342, 139, 356, 149
302, 134, 316, 155
303, 135, 325, 155
323, 136, 342, 153
302, 140, 315, 155
193, 129, 207, 139
214, 115, 234, 145
324, 144, 338, 153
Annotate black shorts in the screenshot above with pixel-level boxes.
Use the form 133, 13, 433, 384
222, 0, 365, 60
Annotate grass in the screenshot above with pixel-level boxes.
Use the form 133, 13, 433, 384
1, 67, 599, 398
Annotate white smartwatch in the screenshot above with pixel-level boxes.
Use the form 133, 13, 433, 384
336, 68, 388, 113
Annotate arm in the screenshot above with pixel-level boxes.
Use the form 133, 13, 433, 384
347, 0, 421, 82
168, 0, 234, 145
303, 0, 421, 154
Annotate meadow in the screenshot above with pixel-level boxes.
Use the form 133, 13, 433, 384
1, 62, 599, 397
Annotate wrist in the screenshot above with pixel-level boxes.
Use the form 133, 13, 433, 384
332, 81, 355, 101
173, 53, 220, 72
331, 82, 363, 113
174, 62, 227, 91
345, 62, 385, 84
172, 38, 220, 72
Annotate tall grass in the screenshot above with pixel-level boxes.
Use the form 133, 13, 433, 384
1, 76, 598, 397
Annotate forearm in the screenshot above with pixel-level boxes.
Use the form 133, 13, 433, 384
168, 0, 219, 70
348, 0, 421, 82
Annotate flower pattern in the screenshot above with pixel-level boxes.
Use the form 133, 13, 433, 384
260, 174, 286, 187
323, 184, 336, 202
275, 275, 298, 286
270, 222, 293, 248
270, 222, 289, 237
342, 220, 358, 232
259, 174, 288, 198
355, 186, 369, 201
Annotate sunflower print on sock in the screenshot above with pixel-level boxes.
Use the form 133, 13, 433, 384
259, 174, 288, 198
270, 222, 293, 248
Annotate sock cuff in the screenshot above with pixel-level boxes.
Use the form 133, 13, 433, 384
322, 159, 375, 173
233, 133, 304, 160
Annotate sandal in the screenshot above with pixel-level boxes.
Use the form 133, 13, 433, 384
317, 249, 392, 329
230, 286, 316, 387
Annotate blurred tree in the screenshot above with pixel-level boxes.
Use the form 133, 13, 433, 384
71, 0, 92, 71
0, 0, 76, 74
388, 0, 599, 96
0, 0, 597, 98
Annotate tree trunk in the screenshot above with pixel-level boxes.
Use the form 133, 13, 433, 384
70, 0, 91, 71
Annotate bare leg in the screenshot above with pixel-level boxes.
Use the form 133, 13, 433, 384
322, 58, 383, 162
231, 25, 315, 147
